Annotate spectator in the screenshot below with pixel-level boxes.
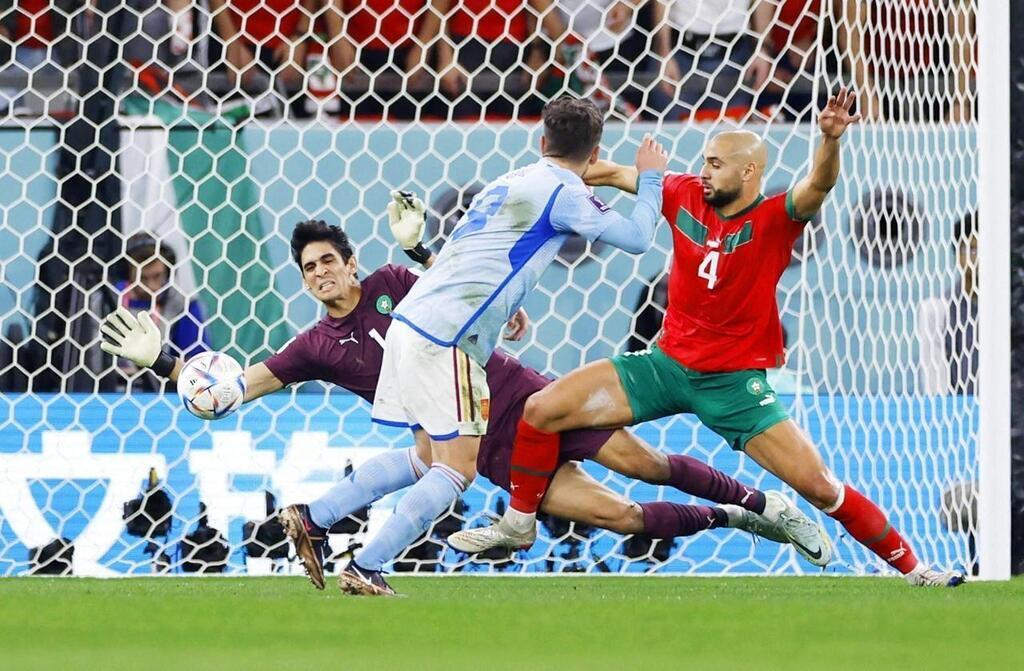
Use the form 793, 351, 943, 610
842, 0, 974, 122
759, 0, 832, 118
324, 0, 441, 85
559, 0, 640, 62
749, 0, 973, 122
321, 0, 445, 119
652, 0, 774, 119
545, 1, 645, 119
0, 0, 51, 68
165, 0, 197, 60
125, 0, 210, 102
1, 1, 203, 113
90, 233, 210, 392
0, 0, 70, 114
434, 0, 566, 118
917, 211, 978, 395
208, 0, 313, 114
946, 0, 975, 123
945, 211, 979, 394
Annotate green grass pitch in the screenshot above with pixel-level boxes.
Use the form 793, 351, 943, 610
2, 576, 1021, 670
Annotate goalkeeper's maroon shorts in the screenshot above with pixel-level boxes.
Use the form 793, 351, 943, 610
476, 351, 613, 492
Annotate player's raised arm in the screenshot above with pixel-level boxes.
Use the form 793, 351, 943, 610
591, 135, 667, 253
790, 87, 862, 221
99, 308, 284, 402
554, 135, 667, 254
582, 134, 665, 195
583, 159, 639, 194
387, 190, 435, 268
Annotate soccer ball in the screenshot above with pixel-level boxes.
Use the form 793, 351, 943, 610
177, 352, 246, 420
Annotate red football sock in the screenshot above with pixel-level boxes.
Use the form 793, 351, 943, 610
827, 484, 919, 574
508, 419, 560, 514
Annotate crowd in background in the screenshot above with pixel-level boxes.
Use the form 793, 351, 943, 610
0, 0, 975, 122
0, 1, 982, 399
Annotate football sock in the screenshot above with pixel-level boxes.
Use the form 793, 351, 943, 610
640, 502, 728, 538
307, 447, 428, 530
354, 463, 467, 571
826, 484, 919, 574
507, 418, 560, 516
665, 455, 767, 514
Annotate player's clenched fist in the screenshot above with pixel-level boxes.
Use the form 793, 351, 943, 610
634, 134, 668, 174
386, 190, 426, 250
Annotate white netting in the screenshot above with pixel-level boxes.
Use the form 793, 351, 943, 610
0, 0, 980, 576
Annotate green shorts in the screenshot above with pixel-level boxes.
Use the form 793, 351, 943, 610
610, 345, 790, 451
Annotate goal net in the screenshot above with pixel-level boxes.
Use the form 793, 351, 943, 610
0, 0, 986, 577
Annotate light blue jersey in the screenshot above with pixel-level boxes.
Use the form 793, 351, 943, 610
393, 159, 663, 364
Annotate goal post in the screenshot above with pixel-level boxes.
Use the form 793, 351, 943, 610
0, 0, 1011, 578
975, 0, 1012, 581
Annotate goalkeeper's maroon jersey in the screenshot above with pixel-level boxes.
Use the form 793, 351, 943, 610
263, 264, 611, 489
264, 265, 417, 402
658, 173, 808, 372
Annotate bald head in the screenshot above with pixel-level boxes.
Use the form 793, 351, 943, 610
699, 130, 768, 209
708, 130, 767, 170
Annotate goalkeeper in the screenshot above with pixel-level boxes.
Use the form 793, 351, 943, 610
100, 191, 825, 594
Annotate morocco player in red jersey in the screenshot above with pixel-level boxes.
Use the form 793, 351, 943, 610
450, 88, 965, 587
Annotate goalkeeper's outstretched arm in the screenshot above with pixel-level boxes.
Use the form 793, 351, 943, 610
99, 307, 284, 403
99, 191, 435, 408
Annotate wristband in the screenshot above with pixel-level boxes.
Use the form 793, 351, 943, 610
151, 351, 177, 378
403, 243, 432, 265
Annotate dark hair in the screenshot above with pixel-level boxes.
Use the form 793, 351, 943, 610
953, 210, 977, 247
542, 96, 604, 163
126, 232, 176, 267
290, 220, 354, 268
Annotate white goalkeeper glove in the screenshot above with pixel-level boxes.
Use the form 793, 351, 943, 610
99, 307, 162, 369
387, 189, 426, 250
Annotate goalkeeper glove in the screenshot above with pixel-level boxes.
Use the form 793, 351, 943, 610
387, 190, 431, 264
99, 307, 175, 377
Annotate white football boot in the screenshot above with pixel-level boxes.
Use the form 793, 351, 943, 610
904, 565, 967, 587
447, 517, 536, 554
724, 491, 833, 567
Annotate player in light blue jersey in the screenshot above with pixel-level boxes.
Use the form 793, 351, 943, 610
392, 134, 666, 364
339, 97, 668, 595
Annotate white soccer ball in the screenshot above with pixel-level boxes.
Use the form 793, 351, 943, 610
177, 352, 246, 420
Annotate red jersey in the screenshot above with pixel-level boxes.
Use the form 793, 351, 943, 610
12, 0, 53, 50
769, 0, 943, 75
449, 0, 528, 42
658, 173, 806, 372
343, 0, 425, 50
769, 0, 820, 52
228, 0, 304, 51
